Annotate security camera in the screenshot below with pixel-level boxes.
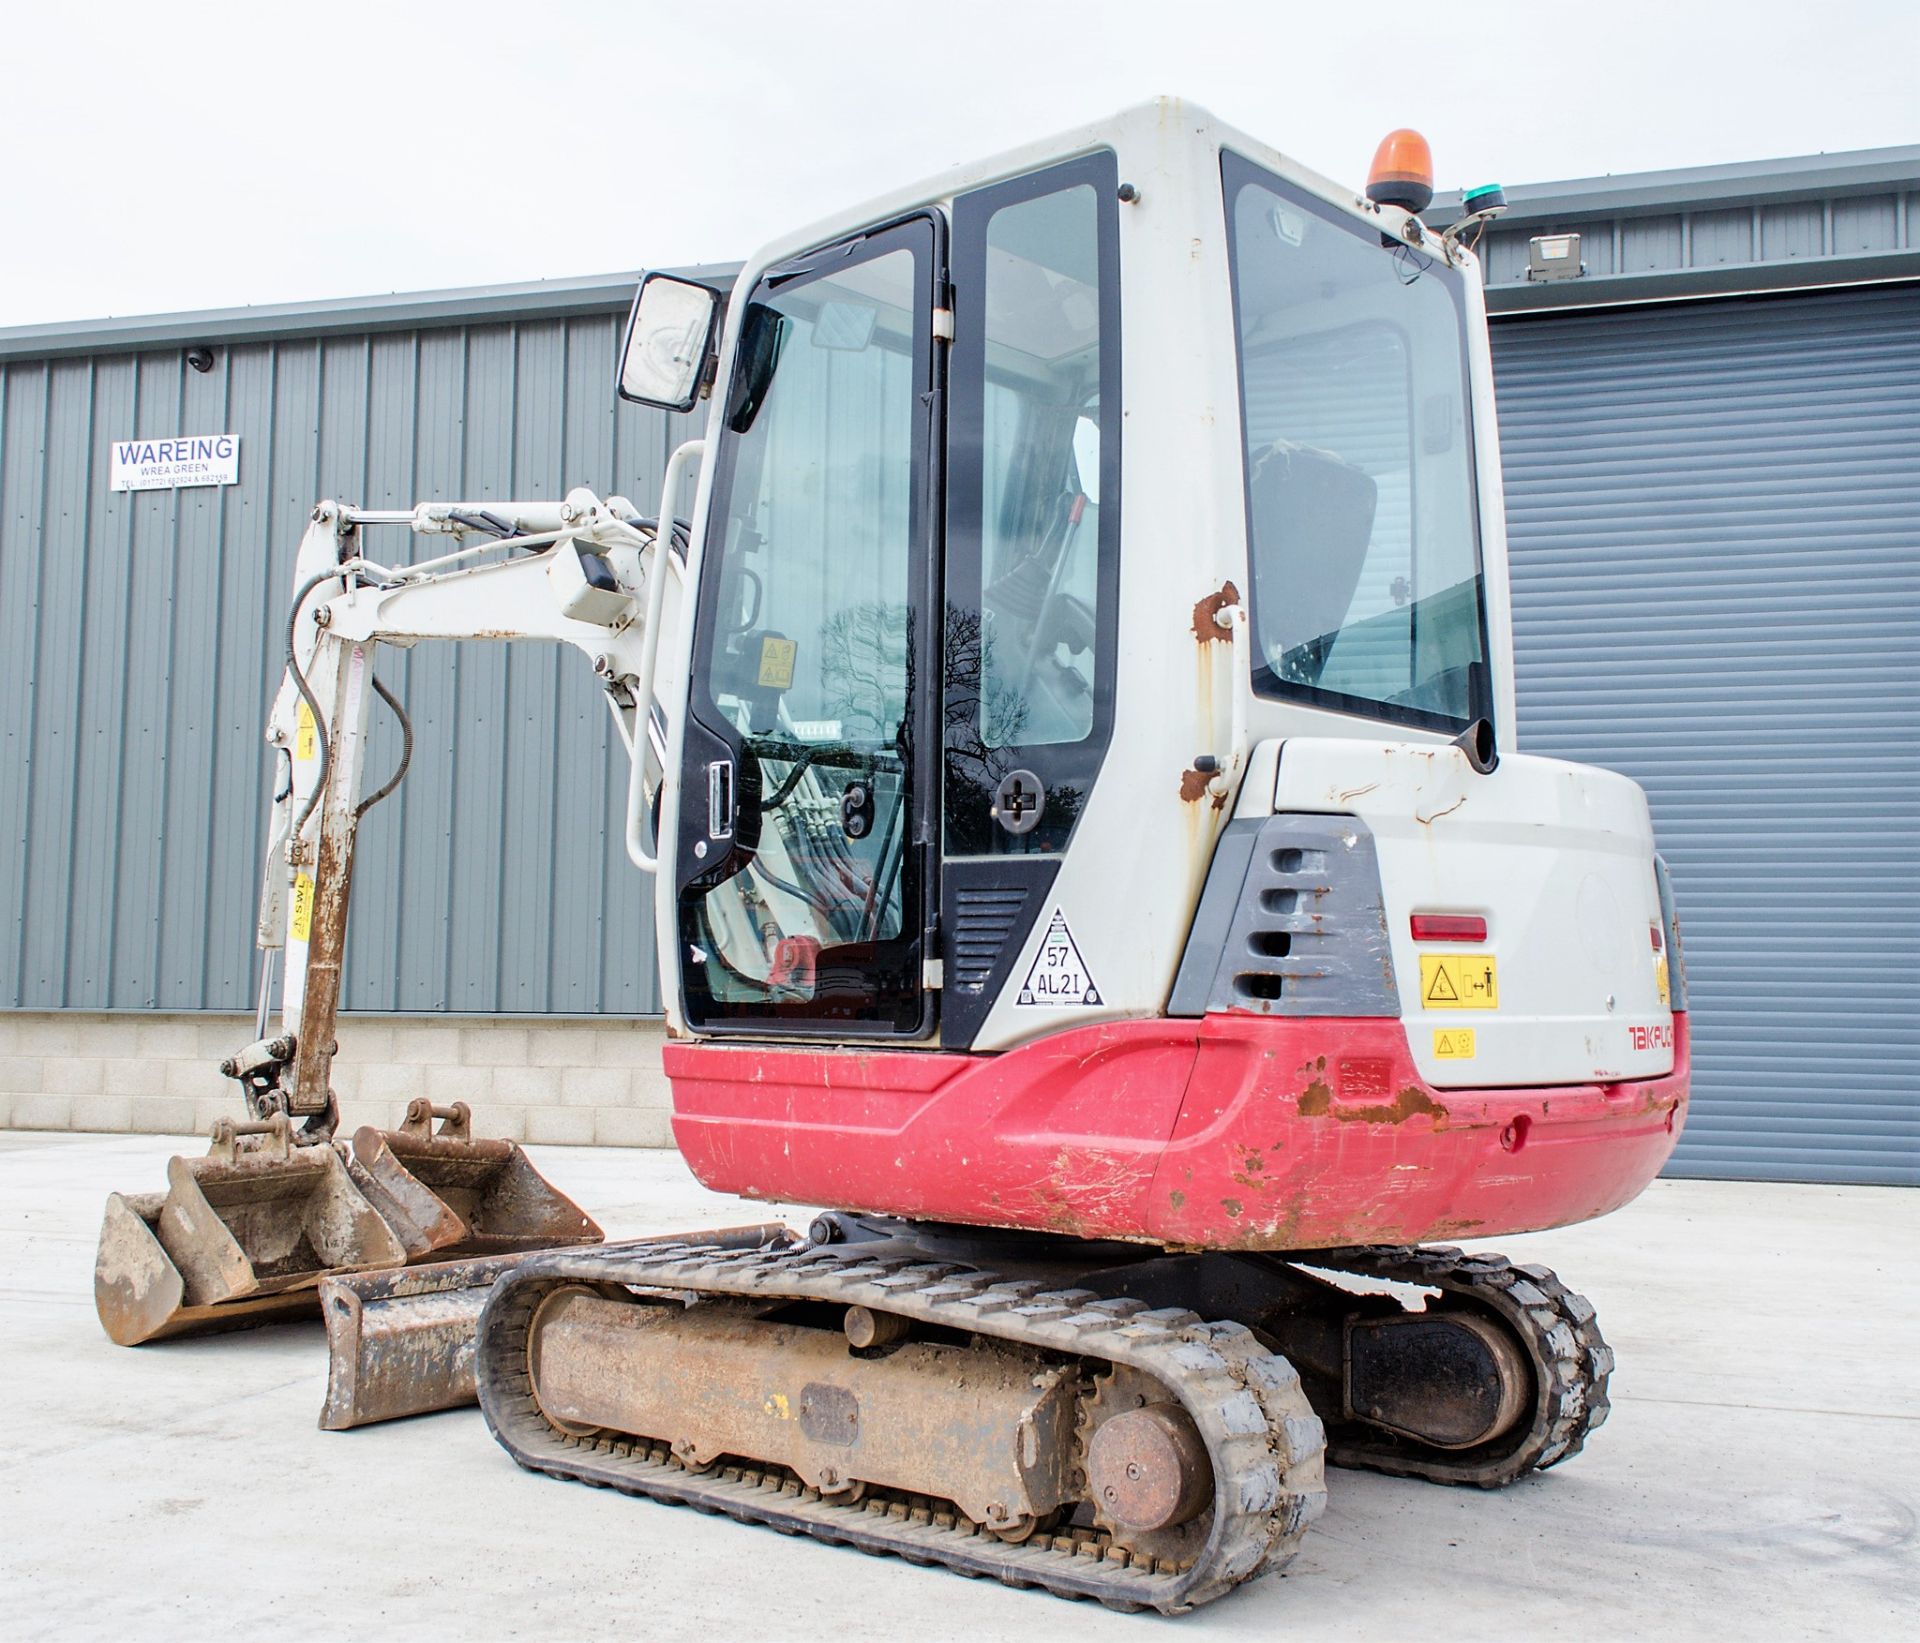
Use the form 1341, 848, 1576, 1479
186, 347, 215, 374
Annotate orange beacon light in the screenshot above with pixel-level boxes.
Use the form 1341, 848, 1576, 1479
1367, 128, 1435, 214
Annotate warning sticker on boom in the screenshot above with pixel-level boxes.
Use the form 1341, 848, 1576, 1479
1017, 911, 1101, 1008
290, 872, 315, 943
1419, 953, 1499, 1010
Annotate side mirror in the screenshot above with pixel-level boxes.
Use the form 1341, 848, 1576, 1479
618, 273, 722, 412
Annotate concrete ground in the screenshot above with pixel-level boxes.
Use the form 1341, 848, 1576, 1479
2, 1132, 1913, 1642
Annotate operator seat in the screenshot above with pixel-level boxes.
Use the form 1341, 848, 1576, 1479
1246, 439, 1378, 683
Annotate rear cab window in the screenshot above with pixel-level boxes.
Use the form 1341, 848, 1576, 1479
1222, 150, 1491, 733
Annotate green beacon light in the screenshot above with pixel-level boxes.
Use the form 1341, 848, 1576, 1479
1443, 182, 1509, 253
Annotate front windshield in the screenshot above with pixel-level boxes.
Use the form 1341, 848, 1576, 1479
1223, 151, 1489, 731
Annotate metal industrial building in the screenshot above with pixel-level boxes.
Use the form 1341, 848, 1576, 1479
1, 146, 1915, 1183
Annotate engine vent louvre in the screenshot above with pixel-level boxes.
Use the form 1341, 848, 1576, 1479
952, 887, 1030, 994
1168, 815, 1399, 1019
1230, 848, 1327, 1006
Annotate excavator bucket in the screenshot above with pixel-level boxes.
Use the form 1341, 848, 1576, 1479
318, 1222, 794, 1430
344, 1099, 603, 1260
95, 1115, 409, 1346
95, 1101, 606, 1350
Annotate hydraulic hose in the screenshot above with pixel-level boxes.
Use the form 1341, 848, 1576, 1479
284, 571, 340, 850
286, 571, 413, 843
356, 675, 413, 818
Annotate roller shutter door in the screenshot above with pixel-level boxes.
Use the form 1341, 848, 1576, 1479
1490, 284, 1920, 1184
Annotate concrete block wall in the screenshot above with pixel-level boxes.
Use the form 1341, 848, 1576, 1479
0, 1012, 676, 1146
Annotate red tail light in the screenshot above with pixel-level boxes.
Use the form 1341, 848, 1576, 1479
1411, 914, 1486, 943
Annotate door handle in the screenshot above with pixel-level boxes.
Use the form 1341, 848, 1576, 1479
708, 758, 735, 839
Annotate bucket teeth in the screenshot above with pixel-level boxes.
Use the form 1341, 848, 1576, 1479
94, 1104, 603, 1348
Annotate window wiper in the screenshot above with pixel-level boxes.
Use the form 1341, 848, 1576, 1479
766, 235, 870, 288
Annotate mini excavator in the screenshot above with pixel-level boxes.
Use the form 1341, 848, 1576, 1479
97, 103, 1688, 1612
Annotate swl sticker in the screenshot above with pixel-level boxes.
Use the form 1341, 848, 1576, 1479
290, 872, 315, 942
1016, 911, 1101, 1008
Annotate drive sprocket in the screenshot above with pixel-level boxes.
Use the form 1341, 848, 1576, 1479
1078, 1363, 1215, 1568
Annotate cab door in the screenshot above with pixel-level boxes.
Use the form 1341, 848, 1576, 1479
675, 214, 943, 1037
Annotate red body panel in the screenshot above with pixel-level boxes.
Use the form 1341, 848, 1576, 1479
667, 1013, 1690, 1250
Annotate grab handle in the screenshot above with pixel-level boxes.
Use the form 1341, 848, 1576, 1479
625, 438, 704, 873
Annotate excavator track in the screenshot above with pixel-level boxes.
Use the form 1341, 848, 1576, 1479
1301, 1245, 1613, 1487
475, 1240, 1328, 1613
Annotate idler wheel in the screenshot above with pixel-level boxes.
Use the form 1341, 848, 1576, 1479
1085, 1404, 1213, 1534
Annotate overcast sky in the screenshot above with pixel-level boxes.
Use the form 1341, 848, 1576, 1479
5, 0, 1915, 328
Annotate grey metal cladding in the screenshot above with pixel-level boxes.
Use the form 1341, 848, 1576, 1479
1168, 813, 1398, 1019
0, 310, 702, 1015
1434, 145, 1920, 226
1432, 147, 1920, 312
0, 265, 744, 364
1492, 283, 1920, 1187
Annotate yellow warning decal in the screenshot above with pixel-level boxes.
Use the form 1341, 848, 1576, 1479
1420, 953, 1498, 1010
757, 636, 797, 690
290, 872, 315, 942
1433, 1028, 1477, 1060
1654, 957, 1671, 1007
295, 701, 317, 761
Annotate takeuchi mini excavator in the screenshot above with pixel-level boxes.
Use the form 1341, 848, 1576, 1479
98, 102, 1689, 1612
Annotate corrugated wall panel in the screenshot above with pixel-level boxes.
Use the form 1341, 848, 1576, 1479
1492, 284, 1920, 1185
0, 312, 694, 1014
1474, 178, 1916, 292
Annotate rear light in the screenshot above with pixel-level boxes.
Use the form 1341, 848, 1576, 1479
1410, 914, 1486, 943
1650, 921, 1664, 952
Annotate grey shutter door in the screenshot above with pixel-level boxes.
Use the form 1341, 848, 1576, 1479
1490, 284, 1920, 1185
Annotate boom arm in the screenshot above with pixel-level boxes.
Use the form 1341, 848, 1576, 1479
232, 454, 702, 1131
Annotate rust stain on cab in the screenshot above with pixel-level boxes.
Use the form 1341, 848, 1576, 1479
1191, 580, 1241, 643
1178, 767, 1227, 809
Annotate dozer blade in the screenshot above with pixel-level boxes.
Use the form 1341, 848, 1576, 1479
95, 1115, 409, 1346
318, 1223, 793, 1430
345, 1099, 603, 1261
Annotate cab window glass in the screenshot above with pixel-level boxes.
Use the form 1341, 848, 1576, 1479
681, 238, 929, 1031
946, 155, 1119, 856
975, 183, 1103, 748
1225, 153, 1489, 731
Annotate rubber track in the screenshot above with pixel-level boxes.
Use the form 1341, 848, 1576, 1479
475, 1241, 1328, 1614
1303, 1245, 1614, 1487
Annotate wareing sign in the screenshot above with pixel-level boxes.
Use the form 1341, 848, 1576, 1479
109, 433, 240, 492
